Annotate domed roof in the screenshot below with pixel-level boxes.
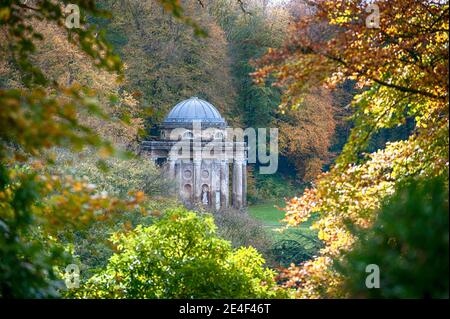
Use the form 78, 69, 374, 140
161, 97, 227, 128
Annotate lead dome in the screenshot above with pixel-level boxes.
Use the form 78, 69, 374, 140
161, 96, 227, 128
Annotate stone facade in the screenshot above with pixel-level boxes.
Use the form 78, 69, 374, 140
140, 97, 246, 211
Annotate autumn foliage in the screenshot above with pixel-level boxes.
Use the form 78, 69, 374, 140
255, 0, 449, 298
1, 0, 448, 299
277, 88, 336, 182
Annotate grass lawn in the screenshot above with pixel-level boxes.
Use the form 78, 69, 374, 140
248, 201, 319, 240
248, 201, 286, 228
248, 201, 322, 267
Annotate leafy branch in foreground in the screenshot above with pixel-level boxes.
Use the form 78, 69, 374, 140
255, 0, 449, 298
337, 177, 449, 298
0, 0, 173, 298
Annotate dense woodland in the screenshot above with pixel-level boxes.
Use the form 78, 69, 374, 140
0, 0, 448, 299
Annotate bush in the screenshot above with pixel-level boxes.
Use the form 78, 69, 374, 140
213, 208, 275, 265
52, 149, 175, 198
71, 208, 286, 298
247, 170, 297, 204
337, 176, 449, 298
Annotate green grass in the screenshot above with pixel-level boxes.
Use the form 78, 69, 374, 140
248, 201, 286, 228
248, 201, 318, 237
248, 201, 323, 267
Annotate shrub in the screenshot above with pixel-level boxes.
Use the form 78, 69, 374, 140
214, 208, 275, 265
247, 170, 297, 204
72, 208, 286, 298
337, 176, 449, 298
52, 149, 175, 198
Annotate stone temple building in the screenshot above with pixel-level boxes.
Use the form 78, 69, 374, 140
140, 96, 247, 211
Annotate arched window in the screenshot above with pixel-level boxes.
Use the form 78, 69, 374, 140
183, 184, 192, 202
184, 184, 192, 193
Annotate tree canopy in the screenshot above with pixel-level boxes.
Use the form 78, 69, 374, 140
255, 0, 448, 298
0, 0, 448, 300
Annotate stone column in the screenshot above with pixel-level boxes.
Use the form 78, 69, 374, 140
177, 160, 183, 190
234, 160, 243, 209
242, 160, 247, 207
220, 160, 229, 209
211, 161, 220, 211
232, 159, 237, 207
168, 157, 176, 179
232, 140, 246, 209
193, 159, 202, 204
193, 132, 202, 205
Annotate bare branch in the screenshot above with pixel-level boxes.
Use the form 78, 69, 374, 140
197, 0, 205, 8
237, 0, 252, 15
